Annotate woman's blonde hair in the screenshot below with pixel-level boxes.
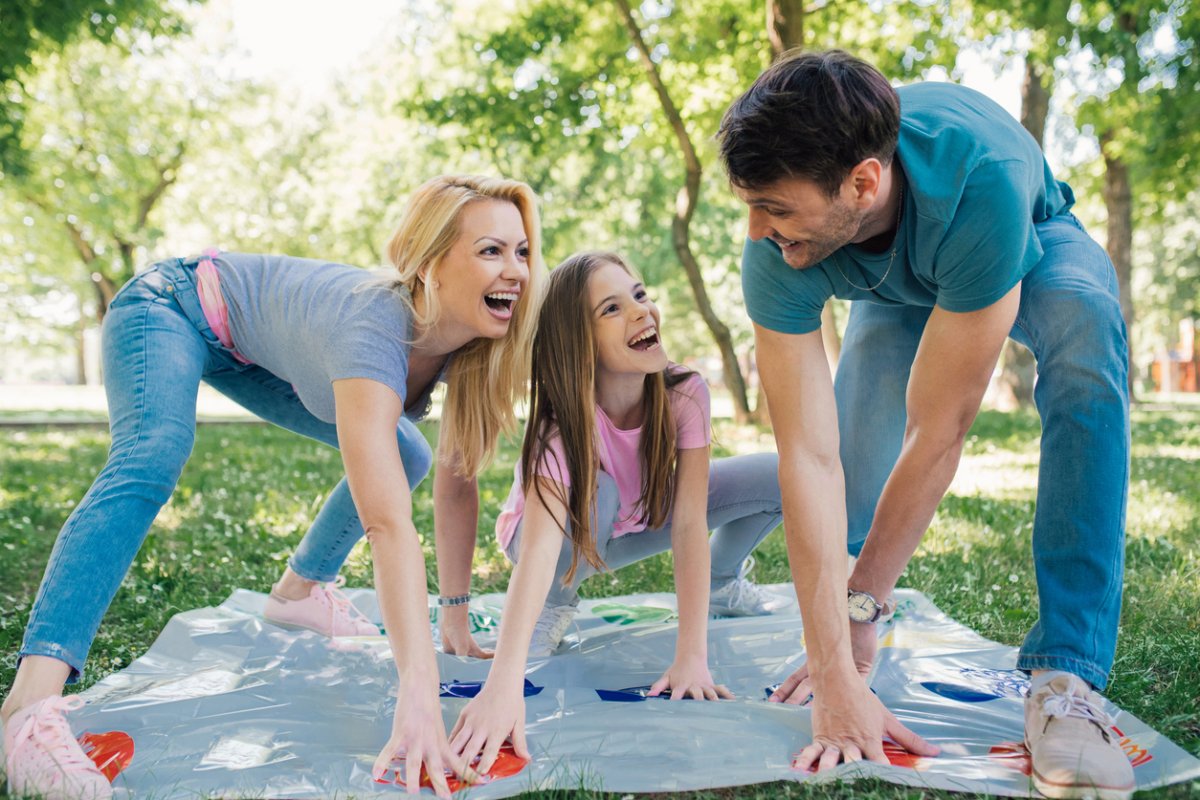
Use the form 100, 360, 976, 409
523, 251, 693, 585
385, 174, 544, 477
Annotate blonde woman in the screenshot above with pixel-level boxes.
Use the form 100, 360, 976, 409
2, 175, 543, 800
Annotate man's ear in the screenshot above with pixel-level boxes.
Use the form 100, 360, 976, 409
845, 158, 883, 210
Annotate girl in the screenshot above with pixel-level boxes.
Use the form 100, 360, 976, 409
2, 175, 543, 800
447, 251, 785, 771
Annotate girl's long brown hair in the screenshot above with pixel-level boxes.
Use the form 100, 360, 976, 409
522, 251, 695, 585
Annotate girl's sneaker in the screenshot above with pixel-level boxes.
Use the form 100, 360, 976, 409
709, 558, 791, 617
263, 576, 380, 636
528, 604, 579, 657
4, 696, 112, 800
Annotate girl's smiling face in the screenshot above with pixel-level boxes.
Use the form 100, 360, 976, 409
588, 260, 669, 379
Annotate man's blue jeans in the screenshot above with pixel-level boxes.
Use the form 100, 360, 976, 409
19, 259, 433, 681
834, 214, 1129, 690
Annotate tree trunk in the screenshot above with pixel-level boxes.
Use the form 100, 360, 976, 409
766, 0, 805, 57
1101, 131, 1136, 398
994, 57, 1051, 410
612, 0, 755, 422
75, 294, 88, 385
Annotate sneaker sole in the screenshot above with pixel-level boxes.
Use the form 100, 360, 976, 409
1032, 768, 1135, 800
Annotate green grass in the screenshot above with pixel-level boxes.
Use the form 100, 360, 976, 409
1, 408, 1198, 799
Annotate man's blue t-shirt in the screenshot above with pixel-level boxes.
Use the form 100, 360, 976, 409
741, 82, 1075, 335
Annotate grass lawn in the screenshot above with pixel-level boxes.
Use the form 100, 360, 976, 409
1, 406, 1197, 799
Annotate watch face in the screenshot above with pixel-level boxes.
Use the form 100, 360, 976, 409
848, 591, 879, 623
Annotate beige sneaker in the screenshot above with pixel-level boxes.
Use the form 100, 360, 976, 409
1024, 673, 1135, 800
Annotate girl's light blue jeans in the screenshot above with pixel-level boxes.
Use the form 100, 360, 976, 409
505, 452, 783, 607
19, 258, 432, 681
834, 214, 1129, 690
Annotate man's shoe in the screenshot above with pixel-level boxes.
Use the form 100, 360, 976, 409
263, 576, 379, 636
4, 696, 113, 800
1024, 673, 1135, 800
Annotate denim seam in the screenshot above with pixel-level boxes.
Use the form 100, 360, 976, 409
24, 299, 154, 679
1016, 653, 1108, 689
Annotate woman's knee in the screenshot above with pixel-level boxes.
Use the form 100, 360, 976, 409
396, 420, 433, 489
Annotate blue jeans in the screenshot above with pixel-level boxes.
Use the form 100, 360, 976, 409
505, 453, 783, 606
19, 259, 433, 681
835, 214, 1129, 690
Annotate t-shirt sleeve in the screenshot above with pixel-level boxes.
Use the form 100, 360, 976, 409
671, 373, 712, 450
531, 431, 571, 488
740, 236, 833, 335
325, 318, 411, 408
932, 159, 1045, 313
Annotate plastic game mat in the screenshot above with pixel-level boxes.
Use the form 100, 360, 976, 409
16, 588, 1200, 797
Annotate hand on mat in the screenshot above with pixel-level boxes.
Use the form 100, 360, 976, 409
374, 687, 472, 798
449, 685, 531, 775
441, 623, 494, 659
792, 676, 939, 773
648, 654, 734, 701
769, 621, 877, 705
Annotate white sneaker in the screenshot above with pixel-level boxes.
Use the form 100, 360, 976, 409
1024, 673, 1135, 800
709, 558, 790, 617
528, 604, 578, 657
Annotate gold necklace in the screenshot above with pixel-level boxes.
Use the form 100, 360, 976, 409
836, 185, 904, 292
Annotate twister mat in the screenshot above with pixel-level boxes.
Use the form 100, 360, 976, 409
17, 588, 1200, 797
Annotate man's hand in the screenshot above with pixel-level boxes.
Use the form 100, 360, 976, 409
769, 621, 878, 704
792, 674, 940, 772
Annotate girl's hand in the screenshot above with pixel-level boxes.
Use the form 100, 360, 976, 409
449, 685, 531, 774
373, 683, 471, 798
648, 653, 734, 701
440, 621, 495, 659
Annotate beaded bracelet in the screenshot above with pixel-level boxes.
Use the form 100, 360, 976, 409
437, 593, 471, 607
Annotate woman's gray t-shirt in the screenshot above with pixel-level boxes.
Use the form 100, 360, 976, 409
209, 252, 424, 424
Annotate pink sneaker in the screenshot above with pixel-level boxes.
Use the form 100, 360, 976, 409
4, 696, 112, 800
263, 576, 380, 636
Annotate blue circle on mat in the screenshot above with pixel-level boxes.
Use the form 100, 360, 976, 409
920, 681, 1003, 702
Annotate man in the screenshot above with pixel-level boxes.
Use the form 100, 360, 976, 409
717, 50, 1132, 799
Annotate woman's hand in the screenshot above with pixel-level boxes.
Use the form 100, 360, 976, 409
441, 619, 495, 659
449, 685, 531, 775
373, 682, 471, 798
648, 653, 734, 701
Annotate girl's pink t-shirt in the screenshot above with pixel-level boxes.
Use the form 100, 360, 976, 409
495, 371, 711, 551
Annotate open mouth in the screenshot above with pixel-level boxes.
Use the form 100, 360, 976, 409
627, 327, 659, 351
484, 291, 519, 315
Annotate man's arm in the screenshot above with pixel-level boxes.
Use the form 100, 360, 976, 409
850, 283, 1021, 604
755, 323, 936, 770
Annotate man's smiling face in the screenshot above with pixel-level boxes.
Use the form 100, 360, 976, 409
734, 176, 867, 270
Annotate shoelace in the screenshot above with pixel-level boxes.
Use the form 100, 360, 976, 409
318, 576, 369, 628
1041, 691, 1115, 740
15, 696, 100, 785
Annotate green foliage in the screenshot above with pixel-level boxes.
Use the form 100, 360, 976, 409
0, 0, 197, 175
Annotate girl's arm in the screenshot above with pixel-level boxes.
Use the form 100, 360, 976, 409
449, 477, 567, 772
433, 449, 492, 658
332, 378, 465, 798
648, 445, 733, 701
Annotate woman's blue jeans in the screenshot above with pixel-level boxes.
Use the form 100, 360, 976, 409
834, 214, 1129, 690
19, 259, 433, 681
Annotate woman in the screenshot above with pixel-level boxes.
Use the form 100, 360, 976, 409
1, 175, 543, 800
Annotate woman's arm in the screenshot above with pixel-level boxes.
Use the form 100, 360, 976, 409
433, 447, 491, 658
648, 445, 732, 700
449, 478, 567, 772
333, 378, 465, 798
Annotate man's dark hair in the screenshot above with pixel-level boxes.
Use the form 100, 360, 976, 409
717, 49, 900, 197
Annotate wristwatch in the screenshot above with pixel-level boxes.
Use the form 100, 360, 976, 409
848, 588, 889, 623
